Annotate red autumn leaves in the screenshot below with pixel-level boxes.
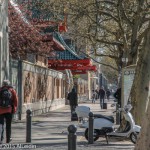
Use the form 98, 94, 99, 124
8, 2, 54, 58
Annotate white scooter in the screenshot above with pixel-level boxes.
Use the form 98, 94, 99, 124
75, 104, 141, 144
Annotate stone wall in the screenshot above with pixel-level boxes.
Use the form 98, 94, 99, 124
10, 60, 66, 120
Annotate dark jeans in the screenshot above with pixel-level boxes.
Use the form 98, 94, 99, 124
107, 95, 110, 100
70, 105, 77, 113
0, 113, 12, 143
100, 98, 104, 109
70, 105, 78, 121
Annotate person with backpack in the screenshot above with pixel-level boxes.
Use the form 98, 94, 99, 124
0, 80, 18, 143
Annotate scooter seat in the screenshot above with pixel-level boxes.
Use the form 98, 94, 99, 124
94, 114, 114, 123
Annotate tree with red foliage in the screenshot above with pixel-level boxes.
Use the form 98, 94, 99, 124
8, 1, 55, 59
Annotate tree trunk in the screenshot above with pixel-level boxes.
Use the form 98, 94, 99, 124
133, 23, 150, 150
135, 96, 150, 150
131, 23, 150, 125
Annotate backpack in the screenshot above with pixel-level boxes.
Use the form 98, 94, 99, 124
0, 88, 12, 108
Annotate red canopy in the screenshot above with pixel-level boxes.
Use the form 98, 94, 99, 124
48, 59, 97, 74
48, 59, 91, 66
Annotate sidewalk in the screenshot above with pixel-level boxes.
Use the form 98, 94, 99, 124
2, 99, 134, 150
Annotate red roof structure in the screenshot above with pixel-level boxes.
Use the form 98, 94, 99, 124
42, 34, 65, 51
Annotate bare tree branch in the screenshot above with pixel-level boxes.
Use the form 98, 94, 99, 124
80, 50, 118, 71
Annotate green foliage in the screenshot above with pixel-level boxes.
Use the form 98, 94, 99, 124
73, 75, 80, 79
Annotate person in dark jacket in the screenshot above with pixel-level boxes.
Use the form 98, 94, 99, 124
99, 86, 106, 109
67, 88, 78, 113
114, 88, 121, 106
95, 88, 99, 100
106, 89, 111, 101
0, 80, 18, 143
114, 88, 122, 123
91, 90, 96, 104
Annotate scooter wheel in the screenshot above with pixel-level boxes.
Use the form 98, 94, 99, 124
84, 128, 99, 141
130, 132, 138, 144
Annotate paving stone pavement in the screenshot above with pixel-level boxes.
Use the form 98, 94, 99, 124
0, 99, 135, 150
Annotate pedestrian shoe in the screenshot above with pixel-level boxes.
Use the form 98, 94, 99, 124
10, 138, 12, 142
6, 138, 12, 143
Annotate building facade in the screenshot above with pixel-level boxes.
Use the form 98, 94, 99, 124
0, 0, 9, 85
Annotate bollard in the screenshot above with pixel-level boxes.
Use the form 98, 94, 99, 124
88, 112, 94, 144
116, 111, 120, 125
116, 105, 120, 125
68, 124, 77, 150
26, 109, 32, 143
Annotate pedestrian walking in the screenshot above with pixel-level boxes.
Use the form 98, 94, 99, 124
91, 90, 96, 104
106, 89, 111, 101
114, 88, 121, 107
114, 88, 122, 123
95, 88, 99, 100
0, 80, 18, 143
99, 86, 106, 109
67, 88, 78, 121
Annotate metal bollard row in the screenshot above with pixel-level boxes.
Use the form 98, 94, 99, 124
68, 124, 77, 150
67, 112, 94, 150
26, 109, 32, 143
116, 105, 120, 125
88, 112, 94, 144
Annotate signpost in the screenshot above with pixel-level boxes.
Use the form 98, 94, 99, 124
122, 65, 136, 106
